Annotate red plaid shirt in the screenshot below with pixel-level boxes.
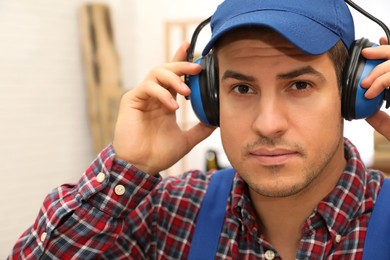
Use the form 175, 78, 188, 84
9, 139, 385, 259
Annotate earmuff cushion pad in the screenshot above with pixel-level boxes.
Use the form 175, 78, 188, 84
189, 58, 212, 125
199, 54, 220, 126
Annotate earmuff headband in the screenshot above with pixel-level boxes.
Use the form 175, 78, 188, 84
184, 17, 211, 90
345, 0, 390, 41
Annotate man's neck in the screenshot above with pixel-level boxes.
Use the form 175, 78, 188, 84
249, 151, 347, 259
252, 193, 319, 260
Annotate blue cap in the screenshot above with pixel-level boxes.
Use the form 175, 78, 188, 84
202, 0, 355, 56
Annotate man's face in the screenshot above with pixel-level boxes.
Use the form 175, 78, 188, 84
218, 30, 346, 198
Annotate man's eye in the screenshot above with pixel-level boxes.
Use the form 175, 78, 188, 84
291, 81, 311, 90
232, 85, 254, 94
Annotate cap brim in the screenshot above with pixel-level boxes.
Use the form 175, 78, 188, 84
203, 10, 340, 56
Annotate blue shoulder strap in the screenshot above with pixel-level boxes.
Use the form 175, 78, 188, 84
188, 168, 235, 260
363, 178, 390, 259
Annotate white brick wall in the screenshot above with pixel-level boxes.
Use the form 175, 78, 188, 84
0, 0, 95, 255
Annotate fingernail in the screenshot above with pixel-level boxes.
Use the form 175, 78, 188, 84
180, 82, 190, 91
364, 89, 373, 99
171, 98, 179, 108
361, 78, 370, 88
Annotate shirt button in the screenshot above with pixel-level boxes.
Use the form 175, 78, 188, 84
96, 172, 106, 183
40, 232, 47, 242
265, 250, 275, 260
114, 184, 126, 195
336, 234, 342, 243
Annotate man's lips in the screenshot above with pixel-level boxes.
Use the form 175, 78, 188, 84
248, 148, 300, 166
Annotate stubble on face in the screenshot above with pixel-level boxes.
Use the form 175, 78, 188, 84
239, 131, 343, 198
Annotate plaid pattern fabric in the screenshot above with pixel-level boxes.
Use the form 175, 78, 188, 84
9, 139, 385, 259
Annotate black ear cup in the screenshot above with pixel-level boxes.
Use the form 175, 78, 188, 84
198, 54, 220, 126
342, 38, 388, 120
187, 54, 219, 127
342, 38, 372, 120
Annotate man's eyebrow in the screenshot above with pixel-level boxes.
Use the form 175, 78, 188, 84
221, 70, 256, 82
277, 66, 325, 80
221, 66, 325, 82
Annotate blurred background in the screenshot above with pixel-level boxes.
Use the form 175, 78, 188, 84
1, 0, 389, 257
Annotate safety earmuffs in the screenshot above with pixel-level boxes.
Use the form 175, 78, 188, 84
185, 4, 390, 126
342, 38, 390, 120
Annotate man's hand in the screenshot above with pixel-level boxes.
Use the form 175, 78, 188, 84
362, 37, 390, 141
113, 42, 216, 175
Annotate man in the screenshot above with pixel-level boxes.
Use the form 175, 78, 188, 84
10, 0, 390, 259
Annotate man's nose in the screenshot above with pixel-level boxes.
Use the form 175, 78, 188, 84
251, 96, 289, 138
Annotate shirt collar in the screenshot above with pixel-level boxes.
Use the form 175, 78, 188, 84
313, 138, 370, 238
230, 174, 258, 234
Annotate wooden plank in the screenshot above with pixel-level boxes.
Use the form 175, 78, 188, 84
80, 4, 123, 154
372, 131, 390, 175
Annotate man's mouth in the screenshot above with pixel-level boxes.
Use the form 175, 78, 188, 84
249, 148, 299, 166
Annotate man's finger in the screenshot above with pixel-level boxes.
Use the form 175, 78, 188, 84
171, 41, 191, 62
366, 110, 390, 141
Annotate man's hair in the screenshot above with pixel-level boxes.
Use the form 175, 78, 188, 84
212, 27, 350, 91
327, 40, 349, 91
